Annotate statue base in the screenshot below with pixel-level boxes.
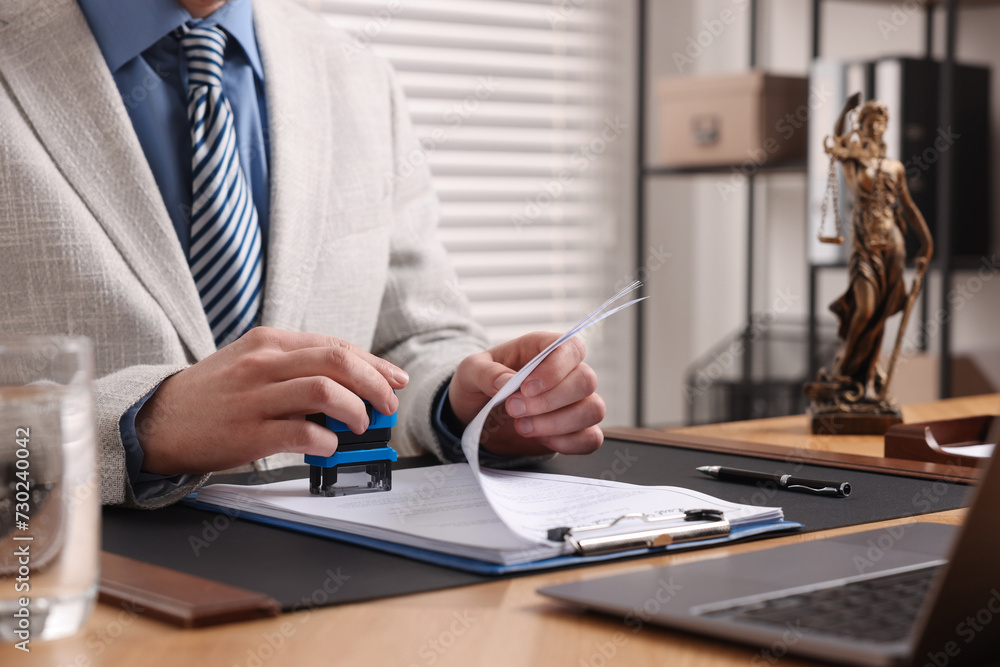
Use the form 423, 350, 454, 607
804, 378, 903, 436
807, 407, 903, 435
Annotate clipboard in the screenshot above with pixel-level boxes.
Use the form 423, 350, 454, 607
547, 509, 731, 556
184, 498, 798, 576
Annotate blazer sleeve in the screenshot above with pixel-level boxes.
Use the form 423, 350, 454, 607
369, 61, 491, 461
95, 364, 210, 508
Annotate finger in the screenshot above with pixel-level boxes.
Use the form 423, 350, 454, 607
258, 419, 340, 458
261, 377, 371, 433
458, 351, 517, 398
266, 346, 399, 416
519, 336, 586, 398
238, 327, 409, 388
534, 426, 604, 455
505, 363, 597, 418
512, 393, 605, 441
160, 419, 339, 474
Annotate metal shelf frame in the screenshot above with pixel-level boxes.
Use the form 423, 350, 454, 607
634, 0, 970, 427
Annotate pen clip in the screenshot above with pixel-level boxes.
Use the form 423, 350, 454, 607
786, 483, 851, 498
547, 509, 730, 557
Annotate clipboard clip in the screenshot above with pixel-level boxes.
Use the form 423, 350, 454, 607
546, 508, 731, 557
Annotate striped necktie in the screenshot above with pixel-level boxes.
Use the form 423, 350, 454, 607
176, 24, 263, 347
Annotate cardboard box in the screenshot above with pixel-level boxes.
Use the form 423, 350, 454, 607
656, 71, 809, 168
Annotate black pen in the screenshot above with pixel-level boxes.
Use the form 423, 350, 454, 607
696, 466, 852, 498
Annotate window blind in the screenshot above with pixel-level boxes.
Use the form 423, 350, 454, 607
299, 0, 623, 345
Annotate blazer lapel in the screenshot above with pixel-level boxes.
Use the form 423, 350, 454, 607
253, 0, 353, 331
0, 0, 217, 360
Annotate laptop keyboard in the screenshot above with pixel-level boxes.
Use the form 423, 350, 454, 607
699, 565, 941, 643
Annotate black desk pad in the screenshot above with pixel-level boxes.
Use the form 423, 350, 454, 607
102, 438, 972, 610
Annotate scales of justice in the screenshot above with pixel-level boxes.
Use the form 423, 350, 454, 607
804, 92, 935, 435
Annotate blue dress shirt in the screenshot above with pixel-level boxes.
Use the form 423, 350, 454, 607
76, 0, 472, 498
76, 0, 270, 256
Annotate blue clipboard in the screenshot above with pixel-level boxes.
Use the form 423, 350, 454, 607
185, 497, 801, 576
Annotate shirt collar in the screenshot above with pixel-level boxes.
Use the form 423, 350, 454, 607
76, 0, 263, 79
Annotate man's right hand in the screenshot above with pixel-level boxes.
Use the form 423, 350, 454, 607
135, 327, 408, 475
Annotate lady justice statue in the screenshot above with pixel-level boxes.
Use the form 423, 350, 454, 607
805, 92, 934, 435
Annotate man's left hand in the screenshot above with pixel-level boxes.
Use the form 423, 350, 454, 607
447, 332, 605, 457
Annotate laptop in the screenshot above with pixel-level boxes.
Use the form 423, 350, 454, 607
539, 449, 1000, 666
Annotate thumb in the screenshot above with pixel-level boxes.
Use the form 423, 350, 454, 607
470, 357, 516, 398
492, 371, 516, 395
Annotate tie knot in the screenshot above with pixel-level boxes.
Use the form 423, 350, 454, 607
175, 25, 228, 88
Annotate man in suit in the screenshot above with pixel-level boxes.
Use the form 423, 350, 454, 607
0, 0, 606, 508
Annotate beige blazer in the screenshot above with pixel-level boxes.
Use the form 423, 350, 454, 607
0, 0, 488, 508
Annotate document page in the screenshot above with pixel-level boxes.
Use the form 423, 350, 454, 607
197, 464, 565, 564
479, 469, 782, 545
195, 283, 783, 566
196, 463, 782, 565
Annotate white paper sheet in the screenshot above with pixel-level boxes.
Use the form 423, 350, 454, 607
927, 429, 996, 459
940, 443, 995, 458
461, 281, 655, 542
196, 464, 782, 565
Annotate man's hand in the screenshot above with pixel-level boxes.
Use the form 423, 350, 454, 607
136, 327, 408, 475
448, 332, 605, 457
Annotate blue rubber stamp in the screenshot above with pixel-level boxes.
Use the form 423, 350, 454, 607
304, 404, 397, 497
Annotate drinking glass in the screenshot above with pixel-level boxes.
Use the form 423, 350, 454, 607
0, 336, 99, 645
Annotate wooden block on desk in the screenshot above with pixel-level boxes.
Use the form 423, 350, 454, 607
885, 415, 995, 469
99, 551, 281, 628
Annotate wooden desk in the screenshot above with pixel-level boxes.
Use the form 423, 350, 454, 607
8, 396, 995, 667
